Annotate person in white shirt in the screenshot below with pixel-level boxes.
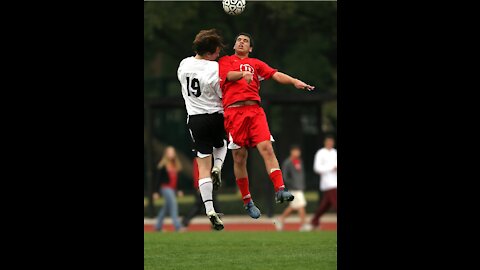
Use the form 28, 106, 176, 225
310, 135, 337, 229
177, 29, 228, 230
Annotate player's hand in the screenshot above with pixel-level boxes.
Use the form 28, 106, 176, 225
294, 79, 315, 91
177, 190, 184, 197
153, 192, 160, 200
242, 71, 253, 84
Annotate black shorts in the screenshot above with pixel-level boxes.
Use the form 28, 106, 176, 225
187, 112, 226, 155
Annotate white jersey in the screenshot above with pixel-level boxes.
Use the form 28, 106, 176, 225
177, 56, 223, 116
313, 147, 337, 191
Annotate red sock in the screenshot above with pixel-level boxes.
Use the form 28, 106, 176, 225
236, 178, 252, 204
269, 170, 285, 192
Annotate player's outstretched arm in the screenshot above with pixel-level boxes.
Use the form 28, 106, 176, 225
272, 72, 315, 91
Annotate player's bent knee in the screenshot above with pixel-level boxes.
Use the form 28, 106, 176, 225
232, 151, 247, 164
233, 154, 247, 164
258, 144, 275, 157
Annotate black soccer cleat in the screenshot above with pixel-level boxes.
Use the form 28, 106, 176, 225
211, 166, 222, 190
275, 188, 295, 204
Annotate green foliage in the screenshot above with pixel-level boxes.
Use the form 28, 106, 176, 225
144, 1, 337, 95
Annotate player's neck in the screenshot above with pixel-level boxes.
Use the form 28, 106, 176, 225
235, 52, 249, 59
194, 54, 205, 60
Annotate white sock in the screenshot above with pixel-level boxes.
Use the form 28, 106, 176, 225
212, 140, 227, 169
198, 178, 214, 214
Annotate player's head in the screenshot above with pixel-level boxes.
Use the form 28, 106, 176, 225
158, 146, 182, 171
290, 144, 301, 159
164, 146, 177, 160
324, 135, 335, 149
193, 29, 225, 60
233, 32, 254, 56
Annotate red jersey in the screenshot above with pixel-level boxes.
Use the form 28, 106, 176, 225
161, 169, 178, 190
292, 157, 302, 171
218, 54, 277, 108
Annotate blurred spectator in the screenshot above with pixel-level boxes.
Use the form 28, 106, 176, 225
154, 146, 184, 232
310, 136, 337, 229
275, 145, 310, 231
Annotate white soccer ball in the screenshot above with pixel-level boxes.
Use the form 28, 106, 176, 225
222, 0, 246, 16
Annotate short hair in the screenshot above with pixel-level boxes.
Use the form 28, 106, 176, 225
290, 144, 301, 151
324, 135, 335, 141
235, 32, 254, 47
192, 29, 225, 55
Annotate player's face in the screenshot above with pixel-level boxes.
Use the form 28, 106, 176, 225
204, 47, 221, 61
325, 138, 335, 149
165, 147, 176, 160
291, 148, 301, 159
234, 35, 252, 54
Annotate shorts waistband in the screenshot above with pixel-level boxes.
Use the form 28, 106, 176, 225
227, 101, 260, 108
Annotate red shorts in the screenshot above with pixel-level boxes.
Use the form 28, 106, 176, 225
223, 104, 273, 149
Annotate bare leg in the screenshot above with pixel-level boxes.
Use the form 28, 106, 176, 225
256, 140, 280, 174
279, 207, 294, 223
232, 147, 260, 218
256, 140, 289, 194
232, 147, 248, 179
298, 207, 306, 225
196, 156, 212, 180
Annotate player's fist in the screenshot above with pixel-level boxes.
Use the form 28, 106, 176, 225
294, 79, 315, 91
242, 71, 253, 84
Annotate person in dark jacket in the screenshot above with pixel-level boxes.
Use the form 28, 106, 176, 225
153, 146, 183, 232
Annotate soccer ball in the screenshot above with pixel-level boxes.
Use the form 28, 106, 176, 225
222, 0, 246, 16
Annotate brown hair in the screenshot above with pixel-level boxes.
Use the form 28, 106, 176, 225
192, 29, 225, 56
157, 146, 183, 172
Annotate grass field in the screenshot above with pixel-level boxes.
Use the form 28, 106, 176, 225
144, 231, 337, 270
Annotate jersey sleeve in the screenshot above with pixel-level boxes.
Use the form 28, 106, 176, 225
218, 56, 233, 89
213, 79, 222, 99
256, 59, 278, 81
177, 59, 184, 81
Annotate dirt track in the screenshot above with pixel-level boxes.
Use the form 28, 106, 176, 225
144, 214, 336, 232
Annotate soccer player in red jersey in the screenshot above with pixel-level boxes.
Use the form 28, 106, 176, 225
218, 33, 315, 218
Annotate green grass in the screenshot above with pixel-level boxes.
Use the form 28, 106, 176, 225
144, 231, 336, 270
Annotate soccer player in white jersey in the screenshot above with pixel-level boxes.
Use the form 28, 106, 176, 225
177, 29, 227, 230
